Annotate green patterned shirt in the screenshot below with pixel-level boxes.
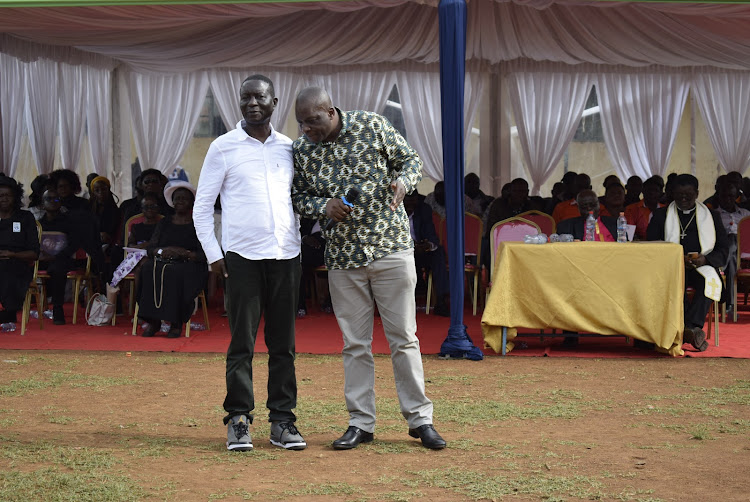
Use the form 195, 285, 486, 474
292, 109, 422, 270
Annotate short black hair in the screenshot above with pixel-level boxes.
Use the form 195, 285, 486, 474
674, 174, 699, 191
49, 169, 82, 194
140, 168, 162, 181
643, 176, 662, 189
241, 74, 275, 98
0, 176, 25, 211
28, 174, 51, 208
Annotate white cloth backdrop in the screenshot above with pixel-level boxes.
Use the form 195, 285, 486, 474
507, 71, 593, 195
208, 70, 304, 132
127, 70, 209, 175
692, 72, 750, 175
58, 63, 87, 174
397, 71, 483, 181
86, 67, 112, 175
317, 70, 396, 114
0, 53, 26, 177
597, 72, 689, 181
4, 1, 750, 73
25, 59, 59, 175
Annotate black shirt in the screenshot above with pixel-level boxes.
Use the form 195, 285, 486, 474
0, 210, 40, 255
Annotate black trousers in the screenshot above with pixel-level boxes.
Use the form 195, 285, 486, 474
222, 252, 301, 425
685, 268, 713, 330
39, 256, 74, 307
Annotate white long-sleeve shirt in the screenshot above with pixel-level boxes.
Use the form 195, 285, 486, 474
193, 122, 300, 264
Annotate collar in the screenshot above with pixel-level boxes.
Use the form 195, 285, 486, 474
236, 120, 277, 142
320, 108, 347, 145
680, 205, 696, 215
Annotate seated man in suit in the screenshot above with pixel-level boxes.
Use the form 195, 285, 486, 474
555, 189, 619, 346
404, 192, 450, 316
556, 190, 618, 241
647, 174, 728, 352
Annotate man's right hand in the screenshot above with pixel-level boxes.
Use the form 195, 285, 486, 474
211, 258, 228, 278
325, 197, 352, 223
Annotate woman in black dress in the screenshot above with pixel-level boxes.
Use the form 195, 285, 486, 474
0, 177, 40, 324
127, 193, 161, 247
137, 181, 207, 338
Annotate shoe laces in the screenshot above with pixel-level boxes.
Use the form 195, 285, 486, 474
232, 420, 249, 438
279, 422, 300, 436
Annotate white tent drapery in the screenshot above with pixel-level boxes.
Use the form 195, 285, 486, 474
58, 63, 88, 174
692, 72, 750, 175
3, 0, 750, 186
86, 67, 112, 175
507, 71, 593, 195
0, 52, 26, 178
24, 59, 59, 175
596, 72, 690, 181
397, 71, 483, 181
127, 70, 209, 176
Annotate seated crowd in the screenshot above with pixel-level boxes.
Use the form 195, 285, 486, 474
2, 167, 750, 350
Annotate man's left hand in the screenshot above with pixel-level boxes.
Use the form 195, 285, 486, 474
389, 179, 406, 211
686, 253, 707, 269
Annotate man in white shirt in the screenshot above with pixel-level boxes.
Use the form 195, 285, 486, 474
193, 75, 305, 452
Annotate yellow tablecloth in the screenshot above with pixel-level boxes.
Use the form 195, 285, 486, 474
481, 241, 685, 356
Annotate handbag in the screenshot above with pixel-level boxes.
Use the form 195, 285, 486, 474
85, 293, 115, 326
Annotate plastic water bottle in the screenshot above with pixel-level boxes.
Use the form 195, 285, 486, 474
617, 212, 628, 243
585, 211, 596, 241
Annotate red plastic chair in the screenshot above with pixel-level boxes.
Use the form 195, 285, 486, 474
516, 210, 556, 236
436, 212, 484, 315
734, 215, 750, 322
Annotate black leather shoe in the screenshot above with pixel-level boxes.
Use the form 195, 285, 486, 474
408, 424, 446, 450
332, 426, 373, 450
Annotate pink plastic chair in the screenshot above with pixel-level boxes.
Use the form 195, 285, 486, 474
487, 217, 541, 297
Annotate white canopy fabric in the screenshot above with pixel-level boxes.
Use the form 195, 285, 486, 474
2, 1, 750, 72
3, 0, 750, 185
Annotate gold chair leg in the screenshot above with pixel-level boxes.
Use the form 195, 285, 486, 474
185, 319, 190, 338
714, 300, 720, 346
72, 278, 81, 325
132, 302, 139, 336
201, 292, 210, 330
21, 290, 31, 336
426, 272, 433, 315
38, 283, 45, 330
472, 272, 479, 316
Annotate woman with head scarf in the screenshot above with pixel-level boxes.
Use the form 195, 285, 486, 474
136, 181, 207, 338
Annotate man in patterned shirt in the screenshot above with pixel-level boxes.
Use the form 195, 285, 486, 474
292, 87, 446, 450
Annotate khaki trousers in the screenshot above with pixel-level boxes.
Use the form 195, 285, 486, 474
328, 249, 433, 432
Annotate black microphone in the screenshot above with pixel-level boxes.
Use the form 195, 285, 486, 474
325, 187, 361, 231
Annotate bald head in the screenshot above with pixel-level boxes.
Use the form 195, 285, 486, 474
295, 86, 339, 143
576, 189, 600, 218
296, 86, 332, 110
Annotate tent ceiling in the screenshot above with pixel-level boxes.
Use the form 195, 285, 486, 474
2, 0, 750, 73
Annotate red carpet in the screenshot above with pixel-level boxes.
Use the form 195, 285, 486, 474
1, 304, 748, 358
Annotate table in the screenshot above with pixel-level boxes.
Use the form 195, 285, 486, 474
481, 241, 686, 356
